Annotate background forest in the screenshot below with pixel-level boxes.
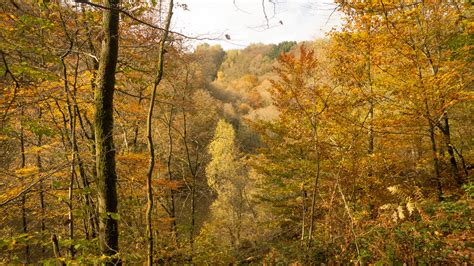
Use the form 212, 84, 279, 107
0, 0, 473, 264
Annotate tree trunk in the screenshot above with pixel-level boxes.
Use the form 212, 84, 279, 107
366, 30, 374, 177
181, 104, 198, 254
78, 12, 100, 238
61, 52, 76, 258
37, 108, 46, 258
300, 184, 306, 243
75, 107, 98, 239
190, 175, 196, 250
166, 107, 178, 244
51, 234, 65, 266
441, 112, 463, 185
428, 118, 443, 201
132, 89, 143, 150
95, 0, 120, 261
368, 101, 374, 173
422, 97, 443, 201
20, 107, 30, 263
144, 1, 174, 264
307, 120, 320, 247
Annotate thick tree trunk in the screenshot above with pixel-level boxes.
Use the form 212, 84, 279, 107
95, 0, 120, 261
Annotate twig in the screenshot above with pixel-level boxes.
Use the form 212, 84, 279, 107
76, 1, 217, 41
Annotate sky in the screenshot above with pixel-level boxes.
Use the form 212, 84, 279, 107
172, 0, 342, 50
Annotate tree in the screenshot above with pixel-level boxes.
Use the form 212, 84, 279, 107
144, 1, 173, 264
0, 0, 471, 264
94, 0, 120, 261
196, 119, 256, 262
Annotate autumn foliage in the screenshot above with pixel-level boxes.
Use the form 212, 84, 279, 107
0, 0, 472, 264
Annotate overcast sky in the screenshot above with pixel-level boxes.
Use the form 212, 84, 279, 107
172, 0, 342, 50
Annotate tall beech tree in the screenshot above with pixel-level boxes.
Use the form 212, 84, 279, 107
94, 0, 120, 260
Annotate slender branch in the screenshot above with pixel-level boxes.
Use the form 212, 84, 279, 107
261, 0, 270, 28
1, 50, 20, 122
0, 163, 68, 207
76, 0, 215, 41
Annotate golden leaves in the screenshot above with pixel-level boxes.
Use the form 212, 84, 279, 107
14, 166, 39, 177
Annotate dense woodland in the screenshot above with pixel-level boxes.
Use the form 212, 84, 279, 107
0, 0, 473, 264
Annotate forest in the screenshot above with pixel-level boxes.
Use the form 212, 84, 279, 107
0, 0, 473, 264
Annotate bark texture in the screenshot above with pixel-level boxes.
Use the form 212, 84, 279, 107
95, 0, 120, 260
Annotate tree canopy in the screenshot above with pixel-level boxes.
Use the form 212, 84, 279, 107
0, 0, 472, 264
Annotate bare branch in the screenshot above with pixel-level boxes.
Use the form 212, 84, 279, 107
76, 1, 219, 41
261, 0, 270, 28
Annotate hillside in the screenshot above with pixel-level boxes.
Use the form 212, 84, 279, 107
0, 1, 473, 264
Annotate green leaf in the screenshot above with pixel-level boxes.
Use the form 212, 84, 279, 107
52, 181, 61, 189
108, 212, 120, 221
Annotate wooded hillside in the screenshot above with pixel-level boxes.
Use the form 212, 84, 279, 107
0, 1, 472, 264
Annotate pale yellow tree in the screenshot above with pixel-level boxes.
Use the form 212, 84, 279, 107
195, 119, 257, 262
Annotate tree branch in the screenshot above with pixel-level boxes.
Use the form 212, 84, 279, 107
0, 163, 68, 208
76, 0, 215, 41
